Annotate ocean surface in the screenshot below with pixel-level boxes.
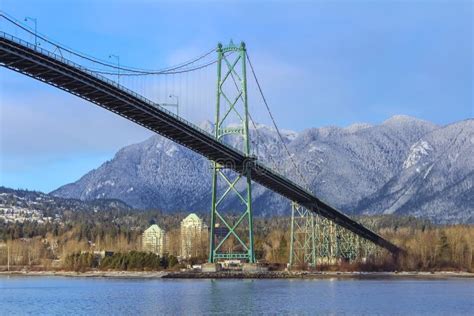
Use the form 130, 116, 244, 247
1, 276, 473, 315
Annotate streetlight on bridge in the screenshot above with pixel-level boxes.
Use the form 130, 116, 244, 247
24, 16, 38, 48
162, 94, 179, 116
108, 54, 120, 84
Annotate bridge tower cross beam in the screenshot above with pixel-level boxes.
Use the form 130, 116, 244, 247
208, 41, 255, 264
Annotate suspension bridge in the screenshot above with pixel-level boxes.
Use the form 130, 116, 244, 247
0, 13, 401, 267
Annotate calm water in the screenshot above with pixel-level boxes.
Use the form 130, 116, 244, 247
1, 276, 473, 315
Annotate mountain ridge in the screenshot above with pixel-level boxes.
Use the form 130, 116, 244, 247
51, 116, 473, 224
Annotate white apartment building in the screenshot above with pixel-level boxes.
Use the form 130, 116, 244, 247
180, 213, 206, 258
142, 224, 166, 256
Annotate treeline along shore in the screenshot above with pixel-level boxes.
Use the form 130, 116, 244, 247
0, 208, 473, 273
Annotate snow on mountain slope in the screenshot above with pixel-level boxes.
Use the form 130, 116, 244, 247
51, 116, 473, 223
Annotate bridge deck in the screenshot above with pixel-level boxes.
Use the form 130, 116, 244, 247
0, 32, 401, 254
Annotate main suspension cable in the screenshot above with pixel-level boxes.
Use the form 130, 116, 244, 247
88, 59, 218, 76
225, 53, 298, 179
246, 53, 312, 191
248, 113, 285, 174
0, 11, 215, 75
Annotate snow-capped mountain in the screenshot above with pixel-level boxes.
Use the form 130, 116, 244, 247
355, 119, 473, 223
51, 116, 474, 223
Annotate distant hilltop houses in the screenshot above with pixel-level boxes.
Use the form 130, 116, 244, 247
0, 191, 61, 224
142, 213, 208, 259
0, 207, 59, 224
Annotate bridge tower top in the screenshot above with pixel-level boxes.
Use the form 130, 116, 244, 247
213, 41, 250, 155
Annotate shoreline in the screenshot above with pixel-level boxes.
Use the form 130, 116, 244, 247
1, 270, 473, 280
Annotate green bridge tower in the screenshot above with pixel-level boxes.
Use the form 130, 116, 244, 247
208, 41, 255, 263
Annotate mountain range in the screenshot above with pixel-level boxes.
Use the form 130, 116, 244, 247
51, 115, 474, 224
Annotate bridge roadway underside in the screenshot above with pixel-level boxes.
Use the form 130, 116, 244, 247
0, 34, 401, 254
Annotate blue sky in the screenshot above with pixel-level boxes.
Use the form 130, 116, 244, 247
0, 0, 472, 192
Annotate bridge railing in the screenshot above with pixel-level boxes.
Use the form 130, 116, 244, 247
0, 32, 224, 146
0, 31, 314, 198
